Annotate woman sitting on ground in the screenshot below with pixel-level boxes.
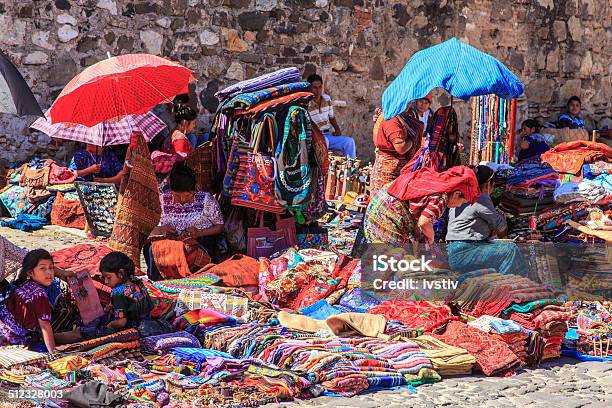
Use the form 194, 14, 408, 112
363, 166, 479, 245
144, 162, 224, 281
0, 249, 70, 353
69, 143, 124, 184
446, 165, 529, 276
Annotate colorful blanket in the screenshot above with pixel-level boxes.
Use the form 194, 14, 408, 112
541, 141, 612, 175
215, 67, 301, 101
222, 81, 311, 111
236, 92, 314, 116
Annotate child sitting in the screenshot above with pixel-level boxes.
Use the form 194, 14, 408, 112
80, 252, 153, 339
0, 249, 60, 353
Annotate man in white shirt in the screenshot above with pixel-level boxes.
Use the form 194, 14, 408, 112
307, 74, 357, 158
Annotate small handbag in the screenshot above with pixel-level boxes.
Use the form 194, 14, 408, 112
247, 212, 296, 259
231, 114, 285, 213
67, 270, 104, 325
224, 206, 247, 251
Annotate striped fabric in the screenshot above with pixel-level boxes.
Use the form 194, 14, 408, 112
408, 193, 447, 222
222, 81, 311, 111
31, 111, 166, 146
382, 38, 524, 120
215, 67, 301, 101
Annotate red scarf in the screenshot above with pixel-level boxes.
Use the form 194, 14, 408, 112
387, 165, 480, 203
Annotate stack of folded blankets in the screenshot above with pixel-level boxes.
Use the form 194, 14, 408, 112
412, 335, 476, 376
451, 271, 553, 318
499, 163, 558, 217
468, 315, 529, 365
433, 321, 521, 377
504, 306, 569, 361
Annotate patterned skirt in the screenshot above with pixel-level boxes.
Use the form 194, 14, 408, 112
370, 151, 407, 198
363, 186, 416, 245
0, 304, 29, 346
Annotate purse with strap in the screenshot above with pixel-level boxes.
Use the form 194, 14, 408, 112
247, 212, 296, 259
275, 106, 313, 211
232, 114, 284, 213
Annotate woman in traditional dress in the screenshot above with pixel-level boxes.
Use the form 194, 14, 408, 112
144, 162, 224, 281
446, 165, 529, 276
370, 106, 424, 197
69, 144, 124, 184
0, 249, 75, 352
363, 166, 479, 245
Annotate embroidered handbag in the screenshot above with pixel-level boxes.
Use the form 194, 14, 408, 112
247, 212, 296, 259
275, 106, 313, 210
67, 270, 104, 325
185, 140, 216, 193
232, 114, 284, 213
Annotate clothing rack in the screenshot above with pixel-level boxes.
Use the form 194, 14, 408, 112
469, 95, 517, 165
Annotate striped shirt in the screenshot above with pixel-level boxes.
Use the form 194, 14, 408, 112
408, 193, 447, 222
308, 94, 335, 133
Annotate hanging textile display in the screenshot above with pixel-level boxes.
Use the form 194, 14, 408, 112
470, 95, 517, 165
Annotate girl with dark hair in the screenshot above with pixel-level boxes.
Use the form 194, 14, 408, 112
171, 106, 197, 157
517, 119, 550, 162
446, 165, 529, 276
145, 162, 224, 280
0, 249, 59, 352
78, 251, 153, 339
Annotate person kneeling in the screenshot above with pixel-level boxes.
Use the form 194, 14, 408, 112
144, 162, 224, 281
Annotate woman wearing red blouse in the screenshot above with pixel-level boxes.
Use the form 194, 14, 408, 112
170, 106, 197, 158
370, 108, 424, 197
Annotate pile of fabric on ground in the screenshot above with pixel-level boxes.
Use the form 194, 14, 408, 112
0, 159, 78, 231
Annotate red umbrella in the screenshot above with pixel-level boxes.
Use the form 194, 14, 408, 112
49, 54, 195, 126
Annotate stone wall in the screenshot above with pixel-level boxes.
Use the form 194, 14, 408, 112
0, 0, 609, 163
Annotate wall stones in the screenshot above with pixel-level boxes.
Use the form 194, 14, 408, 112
139, 30, 163, 54
0, 0, 609, 163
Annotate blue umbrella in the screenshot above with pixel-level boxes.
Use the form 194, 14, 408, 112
382, 38, 524, 120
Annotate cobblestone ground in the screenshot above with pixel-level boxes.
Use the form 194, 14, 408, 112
266, 359, 611, 408
2, 227, 611, 408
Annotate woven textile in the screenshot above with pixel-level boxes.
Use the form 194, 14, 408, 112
50, 192, 86, 229
236, 92, 314, 116
0, 185, 33, 217
83, 340, 141, 362
369, 301, 456, 333
434, 321, 521, 377
52, 243, 113, 277
108, 133, 161, 267
24, 371, 71, 390
56, 328, 139, 353
139, 330, 200, 351
413, 335, 476, 376
0, 346, 50, 368
0, 235, 26, 281
370, 151, 408, 198
175, 291, 249, 319
542, 141, 612, 175
363, 185, 416, 245
215, 67, 301, 100
222, 81, 311, 111
75, 181, 118, 237
185, 141, 216, 192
